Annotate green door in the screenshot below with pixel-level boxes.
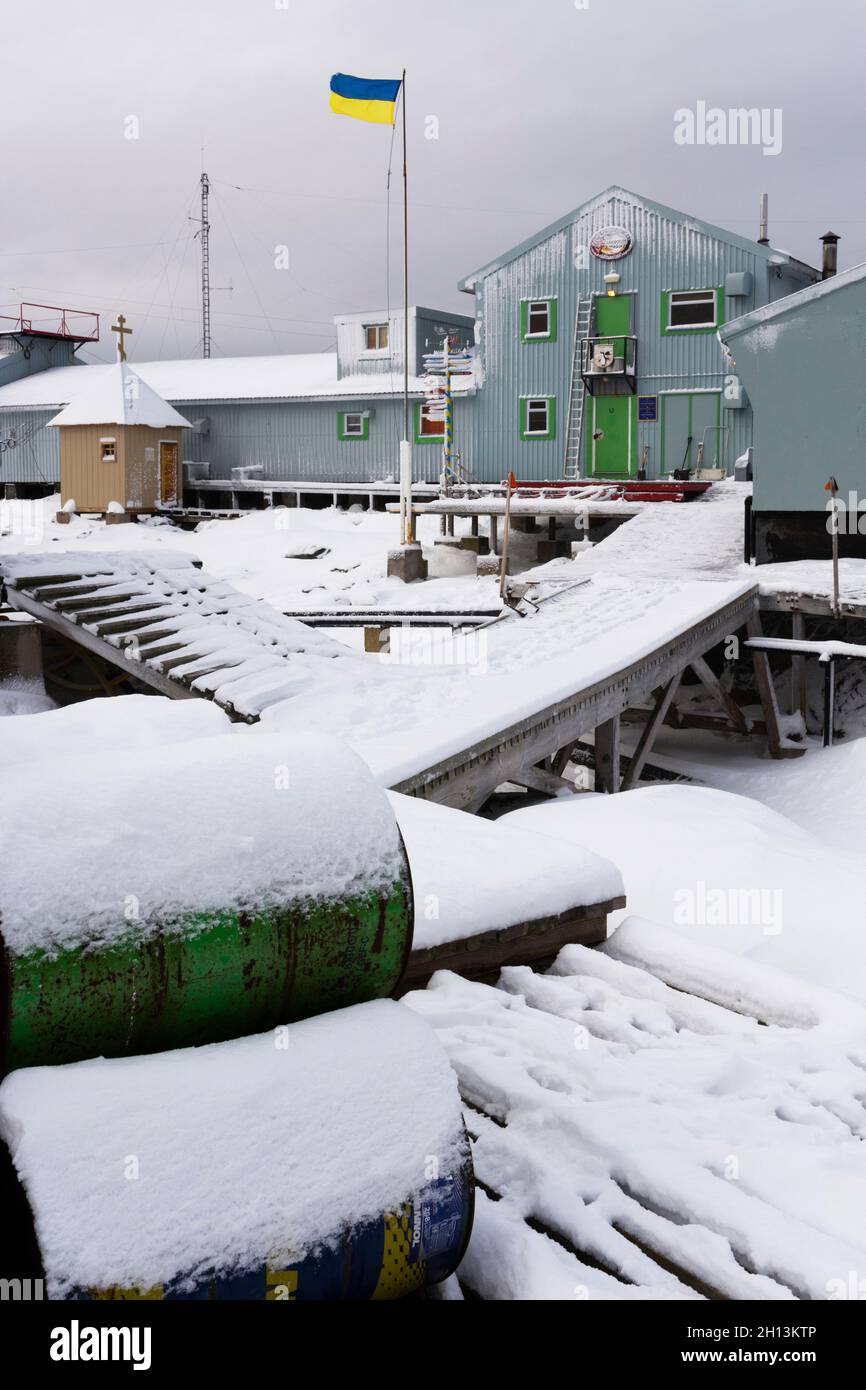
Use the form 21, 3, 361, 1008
586, 295, 635, 477
594, 293, 631, 363
661, 392, 722, 472
589, 395, 635, 476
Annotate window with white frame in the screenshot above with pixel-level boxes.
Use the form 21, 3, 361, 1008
364, 323, 389, 351
100, 438, 116, 462
525, 300, 551, 337
668, 289, 717, 329
525, 398, 550, 434
342, 411, 365, 437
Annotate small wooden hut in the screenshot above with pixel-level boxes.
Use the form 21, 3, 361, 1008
48, 363, 189, 518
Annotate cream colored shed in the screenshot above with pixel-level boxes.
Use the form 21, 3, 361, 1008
48, 363, 190, 515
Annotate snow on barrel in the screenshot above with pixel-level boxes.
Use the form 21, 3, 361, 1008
0, 732, 413, 1072
0, 1001, 473, 1300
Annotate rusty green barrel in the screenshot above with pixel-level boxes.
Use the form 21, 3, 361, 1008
1, 733, 413, 1073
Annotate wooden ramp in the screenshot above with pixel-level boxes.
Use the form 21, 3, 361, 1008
0, 552, 357, 722
391, 584, 764, 811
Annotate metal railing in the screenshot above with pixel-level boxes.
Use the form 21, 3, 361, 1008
0, 302, 99, 342
580, 335, 638, 393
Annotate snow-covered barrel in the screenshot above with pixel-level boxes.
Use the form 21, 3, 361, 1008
0, 1002, 473, 1300
0, 734, 413, 1072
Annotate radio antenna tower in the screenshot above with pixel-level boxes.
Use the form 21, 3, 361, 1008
199, 170, 211, 359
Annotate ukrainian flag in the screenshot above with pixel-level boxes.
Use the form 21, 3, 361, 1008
330, 73, 402, 126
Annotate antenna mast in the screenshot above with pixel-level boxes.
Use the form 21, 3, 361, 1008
200, 170, 211, 359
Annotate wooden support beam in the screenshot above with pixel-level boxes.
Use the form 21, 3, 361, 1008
689, 654, 750, 734
509, 763, 580, 797
791, 612, 806, 721
746, 615, 805, 759
621, 672, 682, 791
595, 715, 621, 793
550, 738, 584, 777
489, 516, 498, 553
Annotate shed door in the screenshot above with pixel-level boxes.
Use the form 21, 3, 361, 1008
661, 393, 721, 473
159, 441, 179, 505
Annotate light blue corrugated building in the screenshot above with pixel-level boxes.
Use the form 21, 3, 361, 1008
0, 187, 823, 495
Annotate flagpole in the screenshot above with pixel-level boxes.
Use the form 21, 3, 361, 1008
399, 67, 413, 545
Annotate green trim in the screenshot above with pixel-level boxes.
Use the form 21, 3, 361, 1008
520, 296, 558, 344
659, 390, 722, 472
338, 410, 369, 442
585, 394, 637, 477
519, 395, 556, 442
661, 286, 724, 336
413, 400, 445, 444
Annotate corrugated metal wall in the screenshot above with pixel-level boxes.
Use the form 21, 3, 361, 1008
0, 409, 61, 485
470, 189, 810, 480
182, 397, 473, 484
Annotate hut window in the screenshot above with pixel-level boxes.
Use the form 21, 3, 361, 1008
338, 410, 369, 441
100, 439, 116, 462
364, 323, 389, 352
521, 297, 557, 343
520, 396, 556, 441
667, 289, 718, 329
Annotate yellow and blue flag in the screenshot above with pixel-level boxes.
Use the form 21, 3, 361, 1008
330, 73, 402, 126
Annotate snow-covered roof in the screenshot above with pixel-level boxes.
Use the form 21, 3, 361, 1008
47, 363, 190, 429
721, 259, 866, 342
0, 352, 476, 413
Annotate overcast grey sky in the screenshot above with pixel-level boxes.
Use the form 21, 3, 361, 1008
4, 0, 864, 363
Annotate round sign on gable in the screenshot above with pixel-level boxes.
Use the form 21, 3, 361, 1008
590, 226, 633, 261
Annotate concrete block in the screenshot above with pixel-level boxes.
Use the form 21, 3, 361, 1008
55, 511, 71, 525
536, 539, 573, 562
105, 511, 132, 526
457, 535, 490, 556
387, 543, 428, 582
476, 554, 501, 577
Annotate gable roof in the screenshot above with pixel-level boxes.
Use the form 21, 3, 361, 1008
47, 363, 190, 429
457, 184, 819, 292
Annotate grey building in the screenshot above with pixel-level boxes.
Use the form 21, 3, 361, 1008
460, 185, 818, 482
720, 254, 866, 562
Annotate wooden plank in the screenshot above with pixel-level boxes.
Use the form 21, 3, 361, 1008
595, 715, 621, 793
689, 654, 750, 734
621, 672, 682, 791
397, 899, 623, 993
507, 763, 581, 797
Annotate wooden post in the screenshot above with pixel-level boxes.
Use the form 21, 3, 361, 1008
490, 515, 498, 553
595, 715, 621, 793
822, 656, 835, 747
746, 614, 802, 758
791, 612, 806, 721
499, 474, 515, 599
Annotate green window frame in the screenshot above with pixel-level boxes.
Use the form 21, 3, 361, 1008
519, 395, 556, 442
520, 297, 558, 344
338, 410, 369, 441
413, 400, 446, 444
661, 287, 724, 336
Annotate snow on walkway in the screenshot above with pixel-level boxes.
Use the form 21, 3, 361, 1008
405, 918, 866, 1301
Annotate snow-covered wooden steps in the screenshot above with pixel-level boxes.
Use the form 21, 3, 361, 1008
405, 919, 866, 1301
0, 552, 357, 722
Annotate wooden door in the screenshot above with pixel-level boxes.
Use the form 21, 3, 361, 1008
159, 441, 179, 505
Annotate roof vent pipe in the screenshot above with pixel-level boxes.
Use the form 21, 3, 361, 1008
820, 232, 840, 280
758, 193, 769, 245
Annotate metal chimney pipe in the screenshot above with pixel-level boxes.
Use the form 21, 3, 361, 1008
758, 193, 769, 245
820, 232, 840, 279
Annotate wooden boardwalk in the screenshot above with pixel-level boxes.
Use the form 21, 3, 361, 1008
0, 552, 356, 722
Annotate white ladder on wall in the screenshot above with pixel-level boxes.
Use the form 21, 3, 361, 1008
563, 295, 593, 479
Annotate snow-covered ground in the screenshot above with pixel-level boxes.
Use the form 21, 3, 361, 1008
3, 482, 866, 1299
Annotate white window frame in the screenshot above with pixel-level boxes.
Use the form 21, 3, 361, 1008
524, 398, 551, 436
342, 411, 365, 437
362, 322, 389, 354
667, 289, 718, 331
418, 401, 445, 438
525, 299, 552, 339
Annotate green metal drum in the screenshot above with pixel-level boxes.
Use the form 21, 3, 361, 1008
1, 876, 412, 1073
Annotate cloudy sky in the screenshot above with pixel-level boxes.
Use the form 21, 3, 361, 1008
4, 0, 864, 362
